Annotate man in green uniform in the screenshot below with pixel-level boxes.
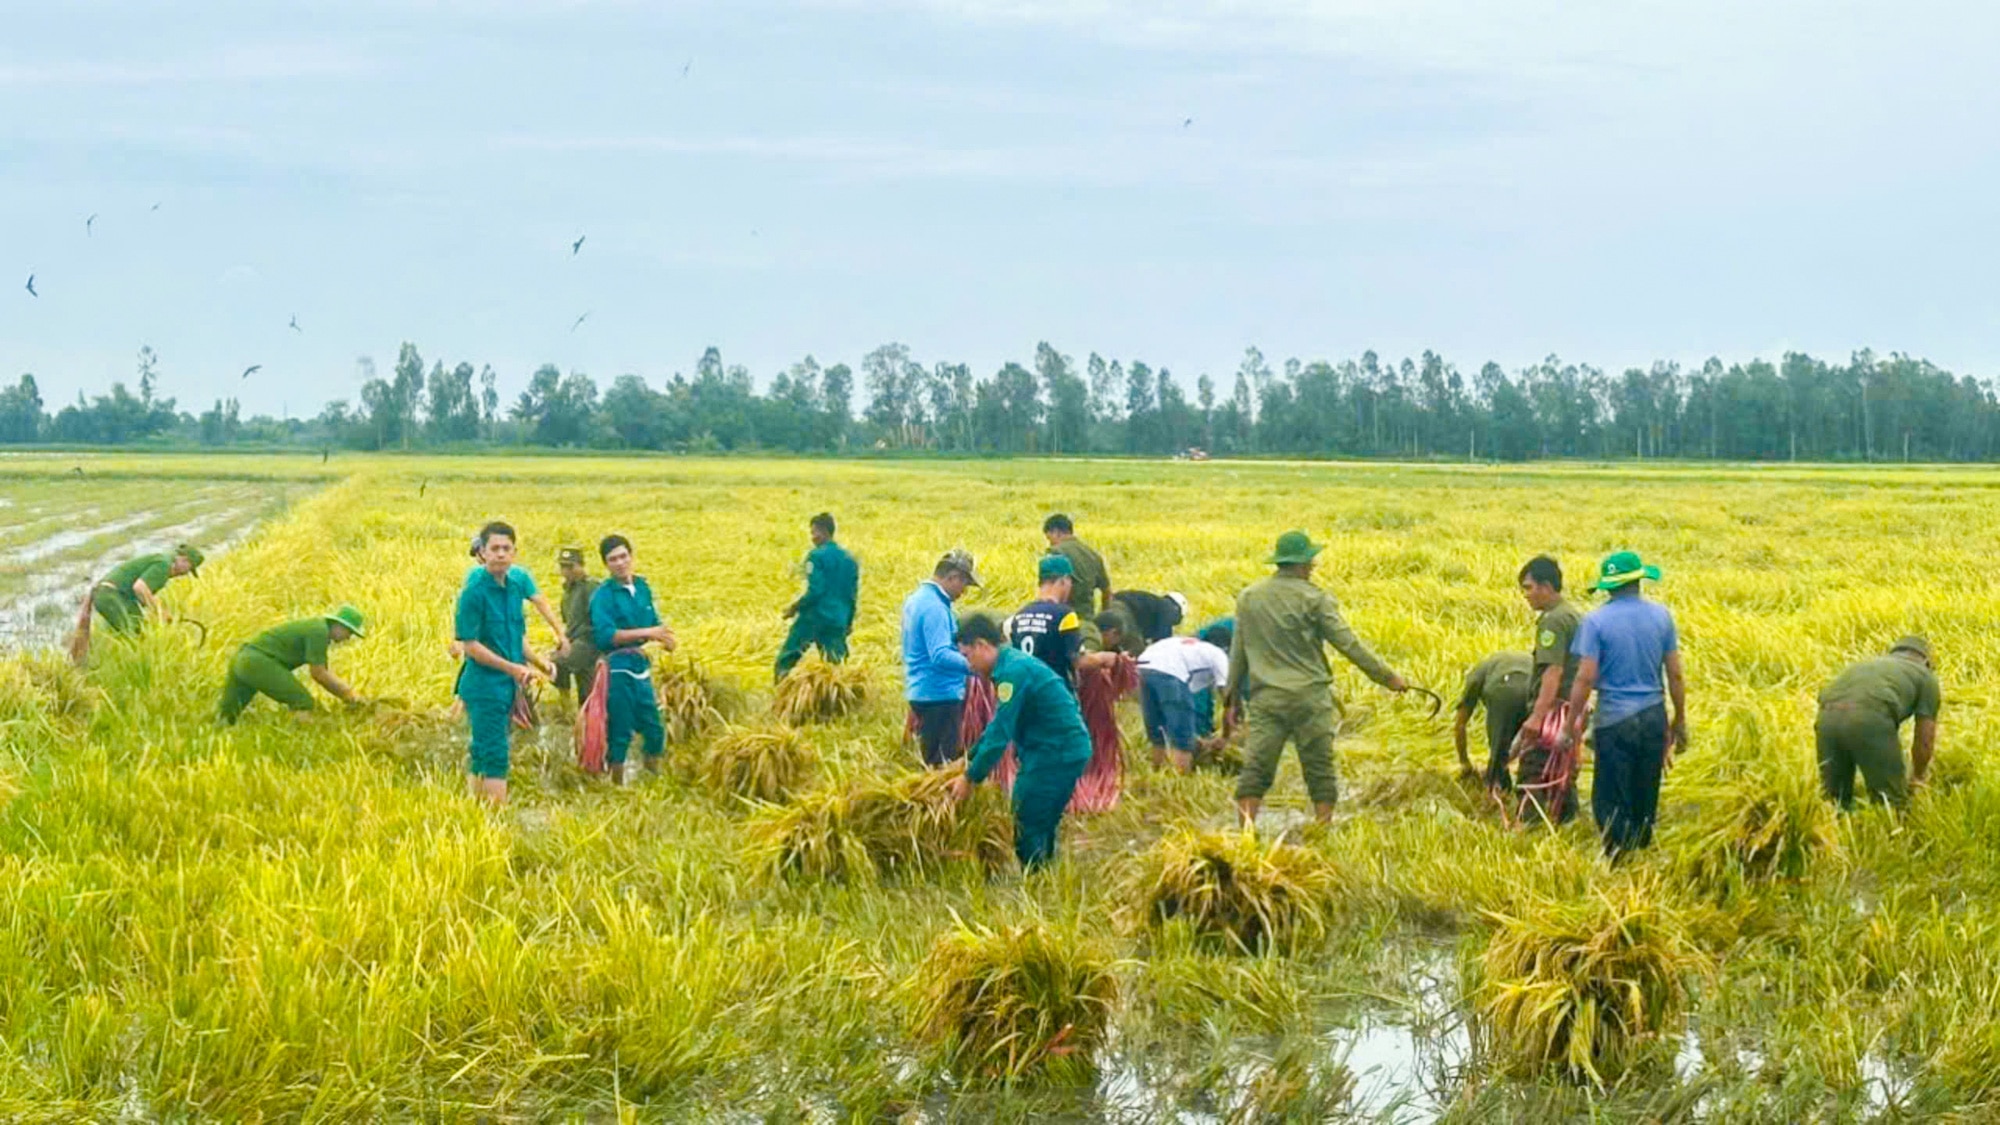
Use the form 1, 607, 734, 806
1455, 651, 1534, 790
1511, 555, 1584, 822
777, 512, 859, 680
1226, 530, 1409, 828
552, 547, 600, 700
1044, 514, 1112, 644
93, 543, 203, 634
1817, 636, 1940, 808
455, 521, 550, 806
947, 613, 1092, 870
218, 606, 367, 723
591, 534, 676, 781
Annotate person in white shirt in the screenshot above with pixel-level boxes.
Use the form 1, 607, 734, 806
1137, 635, 1231, 773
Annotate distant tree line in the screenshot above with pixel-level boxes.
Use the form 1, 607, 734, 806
4, 341, 1998, 462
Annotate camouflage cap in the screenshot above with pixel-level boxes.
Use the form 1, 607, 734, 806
937, 548, 981, 586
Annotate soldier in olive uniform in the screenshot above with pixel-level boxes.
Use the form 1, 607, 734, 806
94, 543, 203, 634
1511, 555, 1583, 822
1455, 651, 1534, 790
552, 547, 601, 700
218, 605, 367, 722
1224, 530, 1409, 827
776, 513, 860, 680
1817, 636, 1940, 808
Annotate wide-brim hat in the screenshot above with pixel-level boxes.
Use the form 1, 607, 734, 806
324, 604, 367, 637
1266, 530, 1323, 566
1592, 550, 1661, 591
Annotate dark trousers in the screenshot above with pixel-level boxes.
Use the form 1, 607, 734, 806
775, 613, 850, 680
1014, 758, 1087, 870
606, 669, 665, 767
1592, 704, 1669, 857
1483, 699, 1530, 791
911, 700, 964, 767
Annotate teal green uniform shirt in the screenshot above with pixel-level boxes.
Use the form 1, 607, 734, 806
455, 566, 538, 703
965, 647, 1092, 784
591, 576, 663, 675
794, 541, 859, 627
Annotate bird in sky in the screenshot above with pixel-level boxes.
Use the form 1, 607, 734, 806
571, 312, 590, 332
24, 275, 36, 297
1182, 117, 1194, 128
241, 364, 262, 380
682, 57, 693, 78
571, 235, 586, 255
150, 202, 161, 212
86, 214, 97, 235
289, 316, 302, 333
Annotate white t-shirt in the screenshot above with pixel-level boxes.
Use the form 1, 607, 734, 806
1137, 637, 1230, 693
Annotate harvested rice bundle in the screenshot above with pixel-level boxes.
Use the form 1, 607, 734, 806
749, 765, 1014, 882
771, 658, 870, 724
1676, 772, 1837, 893
1126, 828, 1340, 954
1471, 877, 1706, 1087
909, 917, 1119, 1085
652, 658, 743, 742
701, 723, 818, 803
0, 651, 102, 728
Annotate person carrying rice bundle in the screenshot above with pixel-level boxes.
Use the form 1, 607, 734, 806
947, 614, 1091, 871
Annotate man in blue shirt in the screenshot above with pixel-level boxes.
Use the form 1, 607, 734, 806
591, 534, 675, 782
947, 614, 1092, 871
455, 521, 551, 807
901, 549, 979, 767
1563, 551, 1689, 858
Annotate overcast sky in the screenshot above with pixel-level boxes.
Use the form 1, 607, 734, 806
4, 0, 1997, 415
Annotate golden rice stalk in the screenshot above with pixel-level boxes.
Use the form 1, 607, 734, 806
700, 723, 818, 804
651, 658, 742, 743
1470, 876, 1707, 1087
1676, 771, 1837, 895
908, 916, 1119, 1086
1125, 828, 1340, 954
748, 765, 1014, 882
0, 651, 102, 728
771, 658, 870, 724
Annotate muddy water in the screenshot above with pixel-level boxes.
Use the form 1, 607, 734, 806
0, 497, 278, 649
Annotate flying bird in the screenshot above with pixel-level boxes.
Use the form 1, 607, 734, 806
570, 312, 590, 332
150, 202, 161, 212
571, 235, 586, 256
682, 57, 693, 78
288, 316, 301, 333
24, 275, 35, 297
1182, 117, 1193, 128
241, 364, 262, 380
86, 214, 97, 235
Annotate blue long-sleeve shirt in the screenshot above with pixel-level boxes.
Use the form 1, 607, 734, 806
590, 576, 663, 675
900, 580, 971, 702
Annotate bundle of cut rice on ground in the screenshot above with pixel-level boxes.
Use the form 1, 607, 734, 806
749, 764, 1014, 882
1125, 828, 1341, 954
771, 657, 870, 724
908, 916, 1119, 1086
701, 722, 818, 803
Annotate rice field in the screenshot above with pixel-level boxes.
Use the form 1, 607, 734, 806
3, 452, 2000, 1121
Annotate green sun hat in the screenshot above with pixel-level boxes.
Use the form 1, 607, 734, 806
324, 604, 367, 638
1037, 554, 1075, 582
176, 543, 205, 576
1266, 530, 1324, 566
1890, 635, 1933, 663
1592, 550, 1662, 591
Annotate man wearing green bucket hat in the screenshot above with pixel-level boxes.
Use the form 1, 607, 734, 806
1225, 530, 1409, 828
1815, 636, 1940, 808
217, 605, 367, 723
1562, 550, 1687, 858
